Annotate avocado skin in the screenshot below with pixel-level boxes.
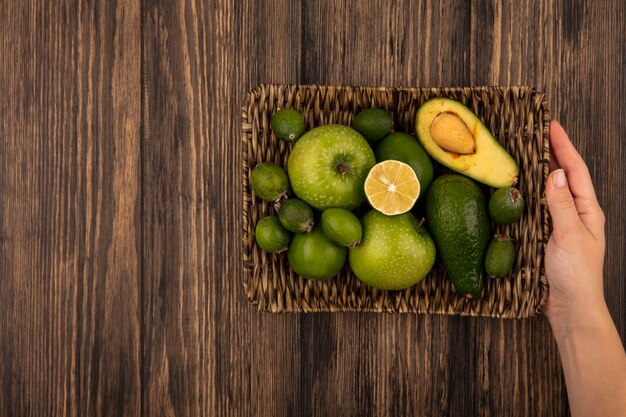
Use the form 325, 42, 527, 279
426, 174, 490, 297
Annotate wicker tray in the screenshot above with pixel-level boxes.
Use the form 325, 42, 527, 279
242, 84, 550, 318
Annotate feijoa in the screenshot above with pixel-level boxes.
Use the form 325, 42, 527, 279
250, 162, 289, 208
484, 234, 516, 278
321, 208, 362, 247
277, 198, 314, 233
271, 108, 306, 143
488, 187, 524, 224
255, 216, 291, 253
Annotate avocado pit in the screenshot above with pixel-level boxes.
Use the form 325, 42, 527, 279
429, 112, 476, 155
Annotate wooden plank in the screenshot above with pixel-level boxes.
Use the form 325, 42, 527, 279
468, 0, 626, 407
0, 1, 142, 416
298, 1, 472, 416
141, 1, 303, 416
239, 3, 305, 417
141, 1, 216, 414
468, 1, 567, 416
143, 0, 625, 416
1, 0, 623, 416
549, 0, 626, 339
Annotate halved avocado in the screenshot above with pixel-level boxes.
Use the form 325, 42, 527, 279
415, 98, 519, 187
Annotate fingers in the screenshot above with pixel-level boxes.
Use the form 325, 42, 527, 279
549, 120, 597, 201
549, 120, 605, 237
548, 147, 561, 172
546, 169, 584, 236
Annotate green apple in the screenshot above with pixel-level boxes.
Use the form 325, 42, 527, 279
349, 210, 436, 290
287, 125, 376, 210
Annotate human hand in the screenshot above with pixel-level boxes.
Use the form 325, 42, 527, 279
544, 120, 606, 329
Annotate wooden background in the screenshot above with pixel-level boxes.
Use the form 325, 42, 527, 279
1, 1, 624, 416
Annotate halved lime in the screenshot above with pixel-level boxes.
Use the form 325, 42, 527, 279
364, 160, 420, 216
375, 132, 433, 200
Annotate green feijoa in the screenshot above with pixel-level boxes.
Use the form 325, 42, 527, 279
271, 108, 306, 143
484, 234, 516, 278
255, 216, 291, 253
488, 187, 525, 224
278, 198, 314, 233
321, 208, 363, 248
250, 162, 289, 207
352, 108, 393, 143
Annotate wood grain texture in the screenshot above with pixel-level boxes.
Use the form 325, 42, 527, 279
0, 0, 624, 416
141, 1, 216, 415
142, 2, 306, 416
295, 2, 555, 417
0, 1, 142, 416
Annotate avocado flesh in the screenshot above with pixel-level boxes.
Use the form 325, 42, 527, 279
426, 174, 490, 298
416, 98, 519, 187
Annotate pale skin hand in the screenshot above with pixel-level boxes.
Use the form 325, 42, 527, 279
544, 120, 626, 417
544, 120, 606, 322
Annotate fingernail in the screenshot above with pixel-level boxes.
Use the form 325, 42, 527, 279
553, 169, 567, 188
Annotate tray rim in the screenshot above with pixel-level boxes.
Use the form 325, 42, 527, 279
241, 83, 550, 318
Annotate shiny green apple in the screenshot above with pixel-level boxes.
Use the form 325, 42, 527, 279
287, 125, 375, 210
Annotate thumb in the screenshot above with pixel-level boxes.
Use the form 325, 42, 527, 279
546, 169, 582, 233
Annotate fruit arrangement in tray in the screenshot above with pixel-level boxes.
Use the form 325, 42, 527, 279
250, 99, 526, 299
242, 85, 549, 317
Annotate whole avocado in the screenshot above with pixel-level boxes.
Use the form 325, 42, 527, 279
426, 174, 490, 298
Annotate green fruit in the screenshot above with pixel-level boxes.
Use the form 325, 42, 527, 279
375, 132, 434, 200
321, 208, 362, 248
287, 225, 347, 281
349, 210, 436, 290
488, 187, 525, 224
416, 98, 518, 187
352, 108, 393, 143
426, 174, 490, 298
287, 125, 376, 210
271, 108, 306, 143
278, 198, 314, 233
250, 162, 289, 206
484, 234, 516, 278
255, 216, 291, 253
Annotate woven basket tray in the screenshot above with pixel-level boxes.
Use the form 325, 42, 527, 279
242, 84, 550, 318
